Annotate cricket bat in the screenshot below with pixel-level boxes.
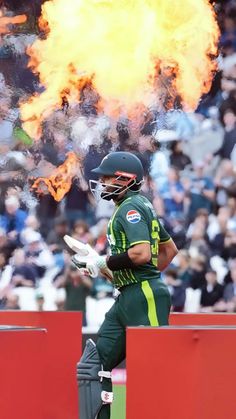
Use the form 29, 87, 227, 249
63, 235, 113, 281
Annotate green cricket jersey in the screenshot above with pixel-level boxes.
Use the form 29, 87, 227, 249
107, 191, 171, 288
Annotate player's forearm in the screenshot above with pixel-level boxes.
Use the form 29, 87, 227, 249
158, 240, 178, 271
107, 243, 151, 271
158, 253, 172, 271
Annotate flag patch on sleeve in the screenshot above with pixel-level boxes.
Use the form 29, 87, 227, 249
126, 210, 141, 223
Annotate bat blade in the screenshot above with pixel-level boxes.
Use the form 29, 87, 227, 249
63, 234, 98, 257
63, 235, 89, 256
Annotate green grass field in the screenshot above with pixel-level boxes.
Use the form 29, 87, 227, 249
111, 385, 126, 419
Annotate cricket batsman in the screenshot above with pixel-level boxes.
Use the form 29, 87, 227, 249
68, 151, 178, 419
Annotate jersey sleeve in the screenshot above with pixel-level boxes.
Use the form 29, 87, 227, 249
158, 219, 171, 244
117, 203, 150, 246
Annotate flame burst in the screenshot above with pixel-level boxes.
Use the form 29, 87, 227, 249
21, 0, 219, 138
31, 152, 80, 201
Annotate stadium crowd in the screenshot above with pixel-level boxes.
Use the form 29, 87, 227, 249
0, 0, 236, 327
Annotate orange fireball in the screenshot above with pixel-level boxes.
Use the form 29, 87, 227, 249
20, 0, 220, 139
31, 152, 80, 201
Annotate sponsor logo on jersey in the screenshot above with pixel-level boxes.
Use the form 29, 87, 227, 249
126, 210, 141, 223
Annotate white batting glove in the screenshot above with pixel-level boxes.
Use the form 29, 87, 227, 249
71, 254, 107, 278
64, 235, 113, 281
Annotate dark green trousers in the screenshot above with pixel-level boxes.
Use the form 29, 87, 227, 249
96, 278, 171, 419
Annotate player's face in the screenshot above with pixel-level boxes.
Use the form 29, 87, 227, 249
100, 175, 117, 192
89, 176, 120, 201
99, 175, 128, 201
89, 173, 134, 202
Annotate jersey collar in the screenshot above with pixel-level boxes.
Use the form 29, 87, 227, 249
115, 190, 139, 206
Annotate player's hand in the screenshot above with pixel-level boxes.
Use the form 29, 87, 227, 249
71, 254, 109, 278
64, 235, 113, 281
71, 254, 100, 278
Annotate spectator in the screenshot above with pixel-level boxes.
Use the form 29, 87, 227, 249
3, 292, 20, 310
164, 268, 186, 312
46, 216, 69, 251
0, 250, 12, 305
137, 135, 154, 175
94, 196, 114, 223
35, 194, 59, 239
220, 4, 236, 53
54, 264, 92, 325
222, 224, 236, 261
71, 220, 92, 244
0, 195, 27, 242
214, 159, 236, 207
35, 291, 45, 311
169, 140, 192, 171
0, 247, 37, 305
46, 216, 69, 273
186, 209, 211, 258
187, 208, 209, 239
64, 178, 93, 227
183, 162, 215, 223
93, 219, 109, 255
90, 276, 114, 300
188, 255, 207, 290
83, 144, 106, 182
149, 139, 169, 189
200, 269, 224, 312
215, 260, 236, 312
213, 109, 236, 160
208, 206, 230, 256
23, 230, 55, 279
0, 227, 15, 260
20, 214, 40, 245
10, 248, 37, 288
223, 258, 236, 285
187, 225, 211, 260
175, 249, 192, 287
154, 166, 185, 221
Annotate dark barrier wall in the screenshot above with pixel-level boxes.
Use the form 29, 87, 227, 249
127, 326, 236, 419
0, 312, 82, 419
0, 327, 46, 419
